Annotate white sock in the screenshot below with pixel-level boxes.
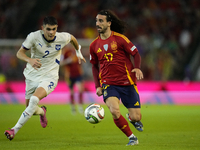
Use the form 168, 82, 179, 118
34, 106, 44, 115
12, 96, 39, 134
128, 134, 136, 139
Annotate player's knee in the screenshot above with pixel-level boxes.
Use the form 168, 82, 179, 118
135, 115, 141, 122
25, 96, 39, 116
129, 113, 141, 122
29, 96, 39, 106
110, 107, 120, 119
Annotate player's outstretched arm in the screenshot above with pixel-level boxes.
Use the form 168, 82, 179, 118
70, 35, 86, 64
131, 51, 143, 80
16, 47, 42, 70
75, 45, 86, 64
131, 68, 143, 80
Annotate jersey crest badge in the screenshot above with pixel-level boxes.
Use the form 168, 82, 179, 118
111, 41, 117, 50
103, 90, 108, 97
55, 44, 61, 50
103, 44, 108, 51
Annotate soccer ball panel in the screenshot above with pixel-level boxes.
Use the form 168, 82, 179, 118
84, 103, 105, 124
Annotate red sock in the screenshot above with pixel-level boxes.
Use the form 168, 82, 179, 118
79, 93, 83, 104
70, 94, 75, 104
114, 115, 133, 137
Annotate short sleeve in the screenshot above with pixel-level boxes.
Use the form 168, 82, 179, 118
60, 32, 71, 45
89, 44, 98, 65
22, 32, 35, 49
117, 35, 138, 56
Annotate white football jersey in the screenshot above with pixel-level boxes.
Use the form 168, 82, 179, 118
22, 30, 71, 81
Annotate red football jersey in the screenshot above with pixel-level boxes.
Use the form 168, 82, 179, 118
63, 46, 83, 78
90, 31, 139, 86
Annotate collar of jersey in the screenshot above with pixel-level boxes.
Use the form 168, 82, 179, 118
42, 34, 56, 43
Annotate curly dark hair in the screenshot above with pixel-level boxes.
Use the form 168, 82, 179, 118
98, 10, 126, 34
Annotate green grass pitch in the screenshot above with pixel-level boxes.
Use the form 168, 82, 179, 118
0, 104, 200, 150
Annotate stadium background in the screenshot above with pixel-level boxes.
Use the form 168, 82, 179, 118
0, 0, 200, 105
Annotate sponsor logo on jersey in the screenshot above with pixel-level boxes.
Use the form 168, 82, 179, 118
55, 44, 61, 50
134, 101, 140, 106
103, 44, 108, 51
97, 48, 102, 53
131, 45, 136, 51
39, 43, 42, 47
124, 81, 129, 84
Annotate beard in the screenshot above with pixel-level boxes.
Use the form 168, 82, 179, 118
97, 26, 108, 34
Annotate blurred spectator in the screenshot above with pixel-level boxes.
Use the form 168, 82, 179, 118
60, 45, 84, 114
1, 0, 200, 81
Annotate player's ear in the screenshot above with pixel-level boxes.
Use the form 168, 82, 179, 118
108, 21, 111, 27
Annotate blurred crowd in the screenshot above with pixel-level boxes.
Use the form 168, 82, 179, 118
1, 0, 200, 81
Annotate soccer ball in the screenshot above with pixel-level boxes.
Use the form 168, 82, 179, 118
84, 103, 105, 124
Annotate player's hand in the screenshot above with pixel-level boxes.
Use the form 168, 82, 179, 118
76, 45, 86, 64
96, 87, 103, 96
28, 58, 42, 70
131, 68, 143, 80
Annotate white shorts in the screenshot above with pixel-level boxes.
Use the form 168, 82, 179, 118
25, 79, 58, 99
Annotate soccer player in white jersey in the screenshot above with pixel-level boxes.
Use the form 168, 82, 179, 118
4, 16, 86, 140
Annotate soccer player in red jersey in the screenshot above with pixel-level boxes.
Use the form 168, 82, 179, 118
60, 45, 84, 114
90, 10, 144, 146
